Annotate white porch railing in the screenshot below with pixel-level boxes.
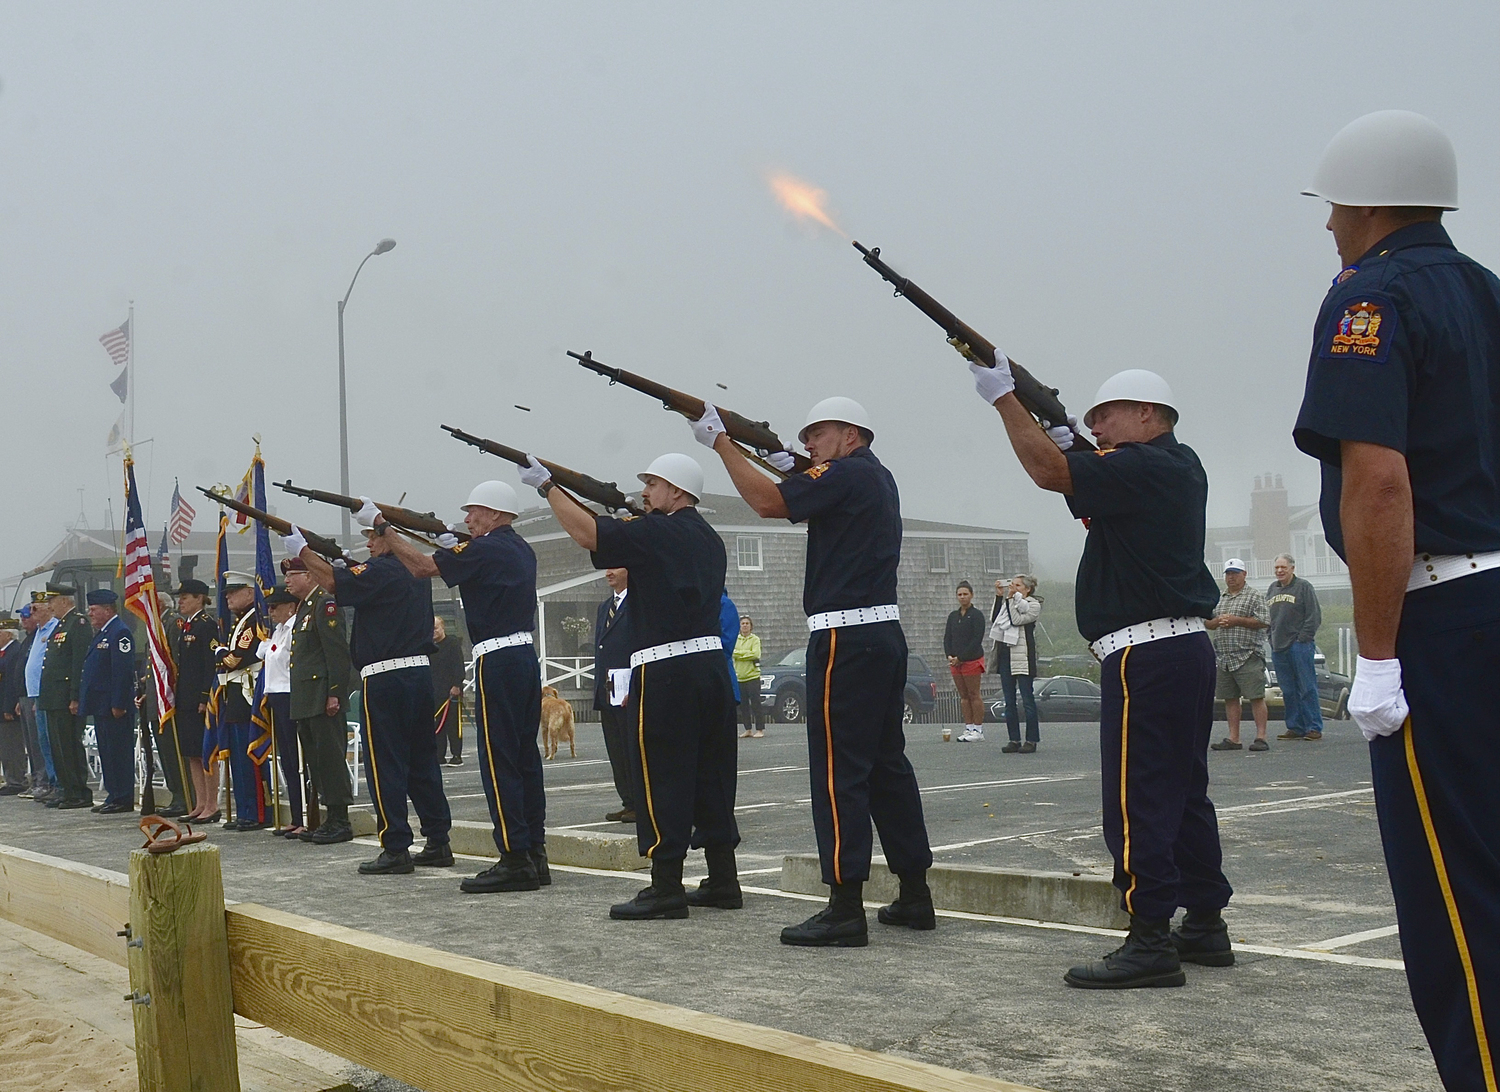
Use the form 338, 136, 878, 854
541, 656, 595, 690
1246, 556, 1348, 579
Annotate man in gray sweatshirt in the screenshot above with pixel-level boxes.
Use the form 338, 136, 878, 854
1266, 555, 1323, 740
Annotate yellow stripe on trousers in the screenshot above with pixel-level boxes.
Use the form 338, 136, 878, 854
637, 667, 662, 858
361, 679, 390, 844
1118, 646, 1137, 915
1404, 716, 1498, 1092
823, 629, 843, 886
477, 659, 511, 853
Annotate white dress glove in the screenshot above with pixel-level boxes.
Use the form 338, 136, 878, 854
518, 455, 552, 490
281, 526, 308, 559
766, 449, 797, 472
353, 496, 380, 529
1348, 656, 1410, 741
435, 533, 458, 549
970, 358, 1016, 405
692, 403, 727, 449
1046, 414, 1079, 452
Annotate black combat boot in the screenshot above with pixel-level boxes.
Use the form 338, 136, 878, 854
530, 845, 552, 886
358, 848, 414, 876
1064, 916, 1185, 989
308, 818, 353, 844
610, 857, 689, 920
877, 872, 936, 930
411, 841, 454, 867
1171, 907, 1235, 967
685, 845, 743, 909
460, 851, 541, 893
781, 881, 868, 947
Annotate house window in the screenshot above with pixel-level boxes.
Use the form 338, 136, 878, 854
927, 541, 949, 573
984, 542, 1005, 573
736, 535, 763, 571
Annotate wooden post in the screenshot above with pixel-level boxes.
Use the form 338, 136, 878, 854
127, 842, 241, 1092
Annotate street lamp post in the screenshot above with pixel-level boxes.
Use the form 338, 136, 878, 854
337, 238, 396, 546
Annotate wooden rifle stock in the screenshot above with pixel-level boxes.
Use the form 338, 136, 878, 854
274, 481, 469, 542
440, 426, 645, 517
194, 487, 347, 561
852, 241, 1094, 452
567, 350, 816, 476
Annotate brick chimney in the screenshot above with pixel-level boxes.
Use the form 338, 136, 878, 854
1250, 472, 1290, 562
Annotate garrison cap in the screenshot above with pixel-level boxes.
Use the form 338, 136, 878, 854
265, 586, 297, 607
220, 571, 256, 591
46, 582, 77, 597
176, 578, 211, 596
86, 588, 119, 606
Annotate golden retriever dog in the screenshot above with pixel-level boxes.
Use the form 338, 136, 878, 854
540, 685, 577, 760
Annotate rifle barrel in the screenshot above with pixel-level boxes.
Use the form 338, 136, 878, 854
274, 481, 466, 541
194, 487, 346, 561
441, 426, 645, 516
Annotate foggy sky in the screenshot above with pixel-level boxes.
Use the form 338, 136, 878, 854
3, 2, 1497, 588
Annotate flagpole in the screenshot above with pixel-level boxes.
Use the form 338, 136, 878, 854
127, 301, 135, 447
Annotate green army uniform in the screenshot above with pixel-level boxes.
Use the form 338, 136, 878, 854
152, 604, 190, 814
39, 596, 95, 807
290, 584, 354, 833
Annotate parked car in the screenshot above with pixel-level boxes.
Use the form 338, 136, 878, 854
1214, 649, 1352, 721
759, 649, 938, 724
984, 675, 1102, 723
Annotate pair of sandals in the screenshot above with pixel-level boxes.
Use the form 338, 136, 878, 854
139, 815, 209, 855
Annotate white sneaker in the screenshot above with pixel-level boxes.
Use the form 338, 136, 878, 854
956, 727, 985, 742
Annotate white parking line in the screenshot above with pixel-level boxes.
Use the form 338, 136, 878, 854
1216, 788, 1373, 816
929, 829, 1063, 853
1300, 924, 1400, 951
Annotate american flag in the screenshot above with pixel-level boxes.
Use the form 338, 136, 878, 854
124, 456, 176, 731
99, 318, 131, 368
168, 480, 196, 544
157, 523, 173, 586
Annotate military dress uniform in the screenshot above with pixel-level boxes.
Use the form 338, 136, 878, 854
289, 580, 355, 841
334, 553, 451, 864
593, 587, 635, 818
1294, 220, 1500, 1088
173, 603, 216, 810
39, 590, 94, 808
218, 603, 269, 828
433, 526, 548, 883
776, 445, 933, 943
79, 597, 136, 810
590, 506, 739, 915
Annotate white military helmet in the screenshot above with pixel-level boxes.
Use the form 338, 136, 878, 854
637, 453, 704, 501
799, 396, 874, 443
1302, 110, 1458, 211
1082, 370, 1177, 428
461, 480, 519, 516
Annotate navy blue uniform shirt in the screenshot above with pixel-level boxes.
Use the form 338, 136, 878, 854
776, 445, 901, 615
333, 554, 437, 669
80, 614, 135, 716
1065, 434, 1220, 642
432, 525, 537, 643
1294, 221, 1500, 558
591, 507, 725, 650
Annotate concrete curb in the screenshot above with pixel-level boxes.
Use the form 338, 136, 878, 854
780, 854, 1129, 929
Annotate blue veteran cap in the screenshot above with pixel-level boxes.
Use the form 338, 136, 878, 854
86, 588, 119, 606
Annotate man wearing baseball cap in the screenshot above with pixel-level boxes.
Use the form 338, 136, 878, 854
79, 588, 136, 813
38, 583, 94, 809
1206, 559, 1271, 752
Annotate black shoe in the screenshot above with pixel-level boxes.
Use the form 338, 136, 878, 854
193, 810, 223, 824
57, 798, 92, 810
309, 820, 353, 845
605, 808, 631, 822
1019, 741, 1037, 754
530, 846, 551, 886
1171, 908, 1235, 967
98, 802, 133, 815
781, 905, 869, 947
877, 874, 936, 930
460, 853, 540, 893
412, 842, 454, 867
445, 756, 463, 766
1001, 741, 1022, 753
230, 820, 269, 832
0, 785, 25, 796
358, 849, 414, 875
1064, 916, 1186, 988
90, 803, 106, 812
158, 804, 190, 818
610, 885, 690, 919
685, 844, 742, 908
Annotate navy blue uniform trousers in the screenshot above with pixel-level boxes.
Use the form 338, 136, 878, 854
225, 721, 267, 823
625, 650, 738, 863
473, 646, 546, 854
1098, 632, 1232, 920
1375, 570, 1500, 1091
805, 621, 932, 887
266, 692, 303, 828
361, 665, 452, 853
94, 710, 136, 806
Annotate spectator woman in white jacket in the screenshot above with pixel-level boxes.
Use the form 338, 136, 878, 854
990, 575, 1043, 753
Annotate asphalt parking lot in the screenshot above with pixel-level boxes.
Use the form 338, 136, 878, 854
0, 715, 1436, 1092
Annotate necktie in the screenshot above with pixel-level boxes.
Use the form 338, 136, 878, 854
607, 597, 617, 625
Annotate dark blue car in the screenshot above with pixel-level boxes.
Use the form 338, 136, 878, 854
759, 648, 938, 724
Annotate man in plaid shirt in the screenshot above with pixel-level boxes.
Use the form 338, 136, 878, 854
1205, 559, 1271, 751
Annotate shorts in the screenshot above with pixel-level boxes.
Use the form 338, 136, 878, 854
1215, 654, 1267, 701
950, 658, 985, 678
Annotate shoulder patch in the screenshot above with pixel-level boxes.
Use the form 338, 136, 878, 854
1321, 296, 1396, 363
449, 541, 469, 554
349, 563, 368, 575
237, 628, 255, 649
324, 600, 337, 617
803, 462, 832, 480
1333, 266, 1358, 285
117, 635, 132, 654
